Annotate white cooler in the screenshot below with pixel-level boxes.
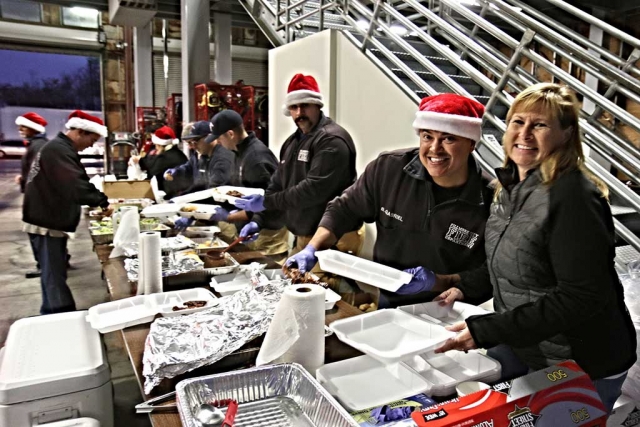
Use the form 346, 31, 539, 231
0, 311, 113, 427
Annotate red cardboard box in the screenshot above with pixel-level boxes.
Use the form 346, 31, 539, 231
413, 360, 607, 427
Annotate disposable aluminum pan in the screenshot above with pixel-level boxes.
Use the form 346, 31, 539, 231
176, 363, 358, 427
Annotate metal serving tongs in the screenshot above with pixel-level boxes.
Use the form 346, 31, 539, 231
135, 390, 178, 413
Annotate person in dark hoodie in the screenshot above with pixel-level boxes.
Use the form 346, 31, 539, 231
23, 110, 112, 315
130, 126, 188, 198
235, 73, 364, 278
285, 93, 492, 308
14, 112, 49, 279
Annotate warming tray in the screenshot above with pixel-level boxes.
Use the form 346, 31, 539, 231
175, 363, 358, 427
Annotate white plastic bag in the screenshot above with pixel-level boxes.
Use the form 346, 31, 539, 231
127, 160, 145, 181
150, 176, 166, 203
110, 207, 141, 258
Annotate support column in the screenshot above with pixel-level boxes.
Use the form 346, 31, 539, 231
181, 0, 210, 123
133, 22, 154, 108
213, 12, 232, 85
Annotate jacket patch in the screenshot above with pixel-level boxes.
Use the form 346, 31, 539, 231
297, 150, 309, 162
445, 223, 479, 249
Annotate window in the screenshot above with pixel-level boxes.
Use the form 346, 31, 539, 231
62, 6, 99, 29
0, 0, 41, 23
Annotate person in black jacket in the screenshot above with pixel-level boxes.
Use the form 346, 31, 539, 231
23, 110, 112, 315
204, 110, 289, 260
286, 93, 491, 307
434, 83, 636, 413
14, 112, 49, 278
236, 74, 364, 276
130, 126, 188, 198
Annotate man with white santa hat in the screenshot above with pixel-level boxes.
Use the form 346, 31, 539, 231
234, 73, 364, 289
286, 93, 494, 308
14, 112, 48, 193
22, 110, 112, 315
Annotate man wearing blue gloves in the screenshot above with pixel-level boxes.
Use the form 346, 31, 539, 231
235, 73, 364, 276
165, 120, 234, 231
203, 110, 289, 261
285, 93, 493, 307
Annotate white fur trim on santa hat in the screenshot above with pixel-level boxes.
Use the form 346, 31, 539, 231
412, 110, 483, 142
66, 117, 108, 137
15, 116, 45, 134
151, 134, 178, 146
282, 89, 324, 116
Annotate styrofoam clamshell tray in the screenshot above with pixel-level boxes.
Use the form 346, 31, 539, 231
315, 250, 412, 292
177, 203, 220, 220
398, 301, 491, 326
191, 237, 229, 251
183, 226, 221, 238
330, 309, 456, 364
141, 203, 184, 218
210, 269, 342, 309
86, 288, 218, 333
211, 185, 265, 205
316, 355, 431, 411
170, 189, 217, 204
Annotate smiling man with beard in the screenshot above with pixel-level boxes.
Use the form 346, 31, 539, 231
235, 73, 364, 279
285, 93, 493, 307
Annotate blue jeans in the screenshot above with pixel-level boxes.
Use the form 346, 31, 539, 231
29, 233, 76, 315
487, 344, 626, 414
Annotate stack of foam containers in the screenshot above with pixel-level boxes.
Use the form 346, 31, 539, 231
317, 302, 502, 411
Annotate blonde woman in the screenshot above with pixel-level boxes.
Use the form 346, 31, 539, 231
435, 83, 636, 412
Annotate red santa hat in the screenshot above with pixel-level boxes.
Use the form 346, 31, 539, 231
15, 112, 47, 134
151, 126, 178, 146
65, 110, 108, 137
412, 93, 485, 142
283, 73, 324, 116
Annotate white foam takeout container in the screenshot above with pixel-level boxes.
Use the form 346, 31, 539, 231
170, 189, 217, 205
86, 288, 218, 333
315, 250, 412, 292
211, 186, 265, 205
329, 309, 456, 364
398, 301, 492, 326
141, 203, 184, 218
177, 204, 221, 221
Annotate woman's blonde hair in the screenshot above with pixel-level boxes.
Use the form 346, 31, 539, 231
499, 82, 608, 198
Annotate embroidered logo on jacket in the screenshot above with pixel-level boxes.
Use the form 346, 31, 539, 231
380, 207, 403, 222
26, 151, 41, 185
297, 150, 309, 162
445, 223, 479, 249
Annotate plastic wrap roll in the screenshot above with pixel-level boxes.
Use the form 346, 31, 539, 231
256, 284, 325, 374
139, 231, 162, 295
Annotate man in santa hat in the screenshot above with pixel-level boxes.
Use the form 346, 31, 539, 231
14, 112, 48, 193
235, 74, 364, 285
285, 93, 494, 308
22, 110, 112, 315
14, 112, 49, 278
130, 125, 188, 198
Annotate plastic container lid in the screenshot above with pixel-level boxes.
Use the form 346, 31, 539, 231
316, 355, 430, 411
44, 418, 100, 427
330, 309, 455, 364
398, 301, 490, 325
0, 311, 110, 405
211, 186, 265, 205
315, 250, 412, 292
86, 289, 218, 332
170, 189, 216, 204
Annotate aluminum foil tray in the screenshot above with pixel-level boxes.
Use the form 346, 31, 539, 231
176, 363, 358, 427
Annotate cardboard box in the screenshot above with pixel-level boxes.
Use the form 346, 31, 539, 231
103, 180, 153, 199
412, 360, 607, 427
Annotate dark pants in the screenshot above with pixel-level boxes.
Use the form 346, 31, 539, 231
29, 233, 76, 315
28, 234, 40, 269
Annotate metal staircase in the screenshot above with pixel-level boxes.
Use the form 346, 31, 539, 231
238, 0, 640, 269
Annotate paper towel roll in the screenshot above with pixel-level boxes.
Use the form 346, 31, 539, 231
139, 231, 162, 295
256, 284, 325, 374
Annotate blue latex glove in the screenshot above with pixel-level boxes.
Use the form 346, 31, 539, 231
174, 217, 194, 231
385, 406, 413, 421
234, 194, 265, 212
209, 207, 229, 222
284, 244, 317, 273
164, 168, 177, 179
395, 266, 436, 295
239, 221, 260, 242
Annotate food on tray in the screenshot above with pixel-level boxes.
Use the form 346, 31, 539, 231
180, 205, 198, 212
91, 227, 113, 235
140, 218, 159, 225
172, 300, 208, 311
196, 240, 224, 249
226, 190, 244, 197
358, 302, 378, 313
282, 266, 328, 288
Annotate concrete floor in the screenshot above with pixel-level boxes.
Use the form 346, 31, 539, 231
0, 159, 151, 427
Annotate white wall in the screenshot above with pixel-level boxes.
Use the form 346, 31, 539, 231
268, 30, 421, 258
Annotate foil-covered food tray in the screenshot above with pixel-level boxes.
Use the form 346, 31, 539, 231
176, 363, 358, 427
125, 253, 204, 281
